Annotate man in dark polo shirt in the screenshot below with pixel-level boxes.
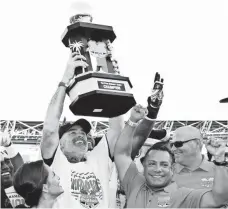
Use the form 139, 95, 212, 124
114, 105, 228, 208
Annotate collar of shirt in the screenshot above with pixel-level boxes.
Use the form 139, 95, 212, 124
144, 181, 179, 194
174, 155, 214, 174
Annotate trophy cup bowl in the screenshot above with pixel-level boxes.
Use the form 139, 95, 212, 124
61, 14, 136, 118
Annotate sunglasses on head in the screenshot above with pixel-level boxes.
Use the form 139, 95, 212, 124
170, 138, 197, 148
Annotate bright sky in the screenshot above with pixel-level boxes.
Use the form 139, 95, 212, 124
0, 0, 228, 121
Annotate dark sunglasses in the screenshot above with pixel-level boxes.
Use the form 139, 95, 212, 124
170, 138, 197, 148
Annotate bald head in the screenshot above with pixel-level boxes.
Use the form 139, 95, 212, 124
171, 126, 204, 166
173, 126, 202, 142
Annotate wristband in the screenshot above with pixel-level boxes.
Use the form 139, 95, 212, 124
58, 82, 68, 88
126, 120, 139, 127
145, 116, 156, 121
146, 105, 159, 119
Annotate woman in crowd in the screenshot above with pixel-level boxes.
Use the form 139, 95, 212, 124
13, 160, 63, 208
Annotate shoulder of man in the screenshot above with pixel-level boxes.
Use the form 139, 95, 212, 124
200, 157, 216, 173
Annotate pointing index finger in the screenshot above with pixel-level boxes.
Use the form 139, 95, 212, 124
154, 72, 160, 83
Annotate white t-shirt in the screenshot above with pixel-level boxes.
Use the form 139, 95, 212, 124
108, 162, 118, 208
51, 136, 112, 209
5, 186, 25, 208
108, 163, 127, 209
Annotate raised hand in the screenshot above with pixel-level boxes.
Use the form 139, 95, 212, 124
130, 104, 148, 123
149, 72, 164, 108
62, 52, 89, 85
205, 137, 227, 162
147, 72, 164, 119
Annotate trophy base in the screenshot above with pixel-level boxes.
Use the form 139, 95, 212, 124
69, 90, 136, 118
67, 72, 136, 118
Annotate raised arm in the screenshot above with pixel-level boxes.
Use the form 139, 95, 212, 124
131, 72, 164, 159
131, 118, 156, 159
41, 53, 89, 160
106, 115, 125, 159
114, 105, 148, 181
199, 138, 228, 207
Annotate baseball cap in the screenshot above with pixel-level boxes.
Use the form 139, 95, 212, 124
59, 119, 92, 139
172, 126, 202, 142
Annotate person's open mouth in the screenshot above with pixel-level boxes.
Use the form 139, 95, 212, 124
149, 173, 164, 179
75, 140, 85, 145
1, 171, 11, 178
72, 137, 86, 146
152, 175, 163, 178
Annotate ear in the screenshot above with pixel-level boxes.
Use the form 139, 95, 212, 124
196, 139, 203, 150
60, 140, 65, 151
42, 184, 48, 193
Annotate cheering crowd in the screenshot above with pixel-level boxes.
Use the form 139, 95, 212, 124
1, 53, 228, 208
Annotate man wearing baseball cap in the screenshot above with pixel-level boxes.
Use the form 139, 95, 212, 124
40, 51, 167, 208
40, 52, 127, 209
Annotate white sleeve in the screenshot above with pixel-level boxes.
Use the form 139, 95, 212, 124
89, 135, 109, 160
35, 147, 43, 161
108, 163, 119, 208
87, 135, 112, 177
50, 146, 71, 197
38, 145, 69, 180
51, 146, 69, 174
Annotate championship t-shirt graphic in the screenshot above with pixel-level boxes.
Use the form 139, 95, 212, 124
157, 196, 171, 207
71, 171, 103, 208
116, 178, 126, 209
201, 177, 214, 188
5, 186, 25, 208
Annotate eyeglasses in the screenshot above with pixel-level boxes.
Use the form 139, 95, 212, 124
170, 138, 197, 148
